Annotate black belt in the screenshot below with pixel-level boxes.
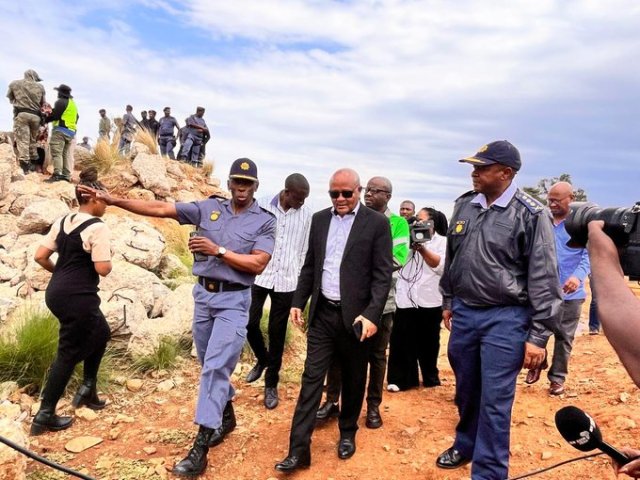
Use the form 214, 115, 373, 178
198, 277, 249, 293
321, 295, 342, 308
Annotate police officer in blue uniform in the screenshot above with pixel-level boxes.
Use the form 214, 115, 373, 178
437, 141, 561, 479
78, 158, 276, 478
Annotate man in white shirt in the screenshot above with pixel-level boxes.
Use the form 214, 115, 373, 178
245, 173, 311, 409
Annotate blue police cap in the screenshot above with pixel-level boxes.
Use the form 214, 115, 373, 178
459, 140, 521, 171
229, 158, 258, 182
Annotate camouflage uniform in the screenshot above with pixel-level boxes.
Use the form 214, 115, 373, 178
6, 69, 45, 171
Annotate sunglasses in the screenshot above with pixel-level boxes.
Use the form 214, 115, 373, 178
328, 189, 356, 199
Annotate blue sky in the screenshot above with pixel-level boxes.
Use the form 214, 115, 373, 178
2, 0, 639, 216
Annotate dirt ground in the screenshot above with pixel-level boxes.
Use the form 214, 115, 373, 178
25, 306, 640, 480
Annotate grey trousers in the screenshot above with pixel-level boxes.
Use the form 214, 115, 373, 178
548, 299, 584, 384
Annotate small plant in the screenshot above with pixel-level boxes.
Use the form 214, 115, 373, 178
132, 336, 190, 372
134, 128, 159, 155
201, 161, 213, 177
155, 222, 194, 271
90, 136, 126, 175
0, 308, 113, 391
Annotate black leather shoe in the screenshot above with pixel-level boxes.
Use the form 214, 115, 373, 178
365, 406, 382, 429
72, 381, 107, 410
275, 451, 311, 472
316, 401, 339, 421
264, 387, 279, 409
172, 426, 213, 477
338, 436, 356, 459
245, 362, 266, 383
436, 446, 471, 469
30, 407, 73, 435
208, 401, 236, 447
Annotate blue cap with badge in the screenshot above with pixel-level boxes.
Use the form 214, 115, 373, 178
229, 158, 258, 182
459, 140, 521, 171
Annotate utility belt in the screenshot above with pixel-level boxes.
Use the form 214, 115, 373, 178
198, 276, 249, 293
13, 107, 41, 119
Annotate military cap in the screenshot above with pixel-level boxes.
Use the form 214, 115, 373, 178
229, 158, 258, 182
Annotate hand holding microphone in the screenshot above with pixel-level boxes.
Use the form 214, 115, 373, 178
555, 406, 640, 476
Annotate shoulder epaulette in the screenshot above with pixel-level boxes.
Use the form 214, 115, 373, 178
455, 190, 476, 202
259, 206, 276, 218
515, 190, 545, 214
207, 194, 227, 201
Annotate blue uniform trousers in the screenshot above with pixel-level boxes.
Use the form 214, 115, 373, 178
448, 298, 529, 480
159, 135, 176, 159
181, 133, 203, 165
192, 283, 250, 429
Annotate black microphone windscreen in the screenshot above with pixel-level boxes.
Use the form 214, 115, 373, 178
555, 406, 603, 452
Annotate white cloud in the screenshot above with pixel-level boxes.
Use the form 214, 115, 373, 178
2, 0, 639, 215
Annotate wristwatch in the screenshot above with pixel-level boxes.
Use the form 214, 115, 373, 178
217, 246, 227, 258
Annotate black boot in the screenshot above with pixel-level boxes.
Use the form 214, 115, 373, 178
172, 426, 213, 477
19, 161, 31, 175
72, 380, 106, 410
30, 405, 73, 436
209, 401, 236, 447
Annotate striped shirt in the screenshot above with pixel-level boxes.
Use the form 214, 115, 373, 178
254, 194, 312, 292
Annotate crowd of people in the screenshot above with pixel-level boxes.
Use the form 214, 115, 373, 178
7, 69, 638, 479
5, 69, 212, 182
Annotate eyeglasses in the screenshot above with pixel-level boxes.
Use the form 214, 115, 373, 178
365, 187, 390, 195
328, 190, 355, 199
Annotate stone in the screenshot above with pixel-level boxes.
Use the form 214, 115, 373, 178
0, 382, 19, 401
157, 253, 189, 280
156, 380, 175, 393
17, 199, 69, 234
126, 188, 156, 201
541, 451, 552, 460
75, 407, 99, 421
0, 417, 28, 480
65, 436, 103, 453
0, 401, 21, 420
143, 446, 157, 455
106, 217, 166, 270
126, 379, 143, 392
0, 215, 16, 237
132, 153, 171, 197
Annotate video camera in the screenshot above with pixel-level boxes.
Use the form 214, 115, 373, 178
565, 201, 640, 280
410, 220, 434, 244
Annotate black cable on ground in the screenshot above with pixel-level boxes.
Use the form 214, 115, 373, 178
0, 434, 97, 480
507, 452, 605, 479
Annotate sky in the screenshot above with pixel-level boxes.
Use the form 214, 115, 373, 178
2, 0, 639, 216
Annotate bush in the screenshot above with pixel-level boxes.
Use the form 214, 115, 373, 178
0, 309, 113, 391
131, 336, 191, 372
134, 128, 159, 155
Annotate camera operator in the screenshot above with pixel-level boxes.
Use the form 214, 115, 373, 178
588, 220, 640, 477
387, 207, 448, 391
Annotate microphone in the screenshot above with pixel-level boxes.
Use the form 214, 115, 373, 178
555, 406, 630, 466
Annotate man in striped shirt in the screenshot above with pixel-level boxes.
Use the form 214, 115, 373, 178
245, 173, 312, 409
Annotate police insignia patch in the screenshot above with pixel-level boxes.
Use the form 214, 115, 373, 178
240, 162, 250, 171
453, 220, 467, 235
478, 144, 489, 153
210, 211, 220, 221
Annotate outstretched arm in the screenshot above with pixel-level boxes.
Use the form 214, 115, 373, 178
588, 221, 640, 388
77, 185, 178, 220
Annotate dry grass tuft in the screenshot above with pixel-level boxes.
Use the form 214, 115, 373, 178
201, 161, 213, 177
90, 135, 126, 175
134, 128, 159, 155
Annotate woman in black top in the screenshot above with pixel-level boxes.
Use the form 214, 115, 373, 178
31, 167, 112, 435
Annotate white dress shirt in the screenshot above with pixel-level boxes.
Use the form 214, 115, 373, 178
254, 194, 312, 292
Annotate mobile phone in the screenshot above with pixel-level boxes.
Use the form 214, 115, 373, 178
352, 321, 363, 341
189, 231, 208, 262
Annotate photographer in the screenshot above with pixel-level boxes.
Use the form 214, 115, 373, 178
387, 207, 448, 391
588, 220, 640, 477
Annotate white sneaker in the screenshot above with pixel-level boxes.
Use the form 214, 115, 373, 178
387, 384, 400, 392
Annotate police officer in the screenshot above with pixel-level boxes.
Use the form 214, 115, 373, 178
78, 158, 276, 478
437, 140, 561, 479
179, 106, 209, 167
157, 107, 180, 159
44, 84, 78, 183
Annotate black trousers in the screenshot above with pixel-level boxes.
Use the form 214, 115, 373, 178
325, 311, 393, 408
387, 306, 442, 390
246, 285, 294, 387
288, 299, 370, 455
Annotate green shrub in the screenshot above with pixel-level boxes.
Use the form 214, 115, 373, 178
132, 336, 191, 372
0, 309, 113, 391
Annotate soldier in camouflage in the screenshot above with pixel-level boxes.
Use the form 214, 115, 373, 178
6, 69, 46, 174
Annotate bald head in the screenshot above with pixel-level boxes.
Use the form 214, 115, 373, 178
330, 168, 360, 187
547, 181, 575, 221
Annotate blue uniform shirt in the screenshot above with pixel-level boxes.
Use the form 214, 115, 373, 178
176, 197, 276, 285
554, 220, 590, 300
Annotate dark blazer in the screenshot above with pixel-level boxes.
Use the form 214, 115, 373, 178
292, 204, 393, 329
